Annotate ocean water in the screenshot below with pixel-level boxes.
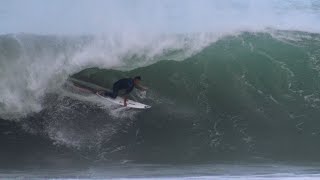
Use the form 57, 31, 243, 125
1, 0, 320, 179
1, 163, 320, 179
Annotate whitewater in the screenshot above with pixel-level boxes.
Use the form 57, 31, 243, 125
1, 0, 320, 179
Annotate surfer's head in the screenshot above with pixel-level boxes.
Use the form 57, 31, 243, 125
133, 76, 141, 85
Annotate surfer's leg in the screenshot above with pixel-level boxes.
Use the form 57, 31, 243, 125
104, 90, 118, 98
104, 91, 112, 97
108, 84, 119, 98
123, 95, 128, 106
110, 91, 118, 98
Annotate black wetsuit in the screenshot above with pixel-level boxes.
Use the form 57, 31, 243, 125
105, 78, 134, 98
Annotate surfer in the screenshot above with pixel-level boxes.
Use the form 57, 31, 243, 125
99, 76, 147, 106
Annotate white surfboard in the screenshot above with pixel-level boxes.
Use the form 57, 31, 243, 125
96, 92, 151, 109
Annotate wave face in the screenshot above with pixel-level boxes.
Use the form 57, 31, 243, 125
68, 31, 320, 162
1, 31, 320, 163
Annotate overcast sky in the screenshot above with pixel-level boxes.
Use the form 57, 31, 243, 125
1, 0, 196, 34
1, 0, 319, 34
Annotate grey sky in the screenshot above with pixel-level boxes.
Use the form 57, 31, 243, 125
1, 0, 320, 34
1, 0, 193, 34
